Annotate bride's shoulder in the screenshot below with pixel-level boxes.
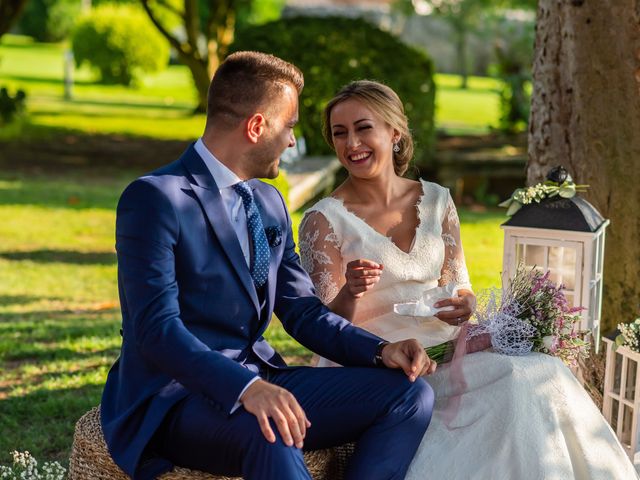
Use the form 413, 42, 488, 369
303, 196, 341, 217
417, 179, 451, 202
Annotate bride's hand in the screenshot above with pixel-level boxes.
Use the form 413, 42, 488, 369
434, 289, 476, 325
343, 259, 383, 298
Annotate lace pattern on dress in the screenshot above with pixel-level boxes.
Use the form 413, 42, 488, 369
299, 211, 343, 304
439, 191, 472, 291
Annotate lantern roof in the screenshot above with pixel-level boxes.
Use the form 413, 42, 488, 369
502, 196, 606, 232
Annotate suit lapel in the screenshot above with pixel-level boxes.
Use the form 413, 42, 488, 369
181, 146, 260, 313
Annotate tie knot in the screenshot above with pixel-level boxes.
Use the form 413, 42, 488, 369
233, 181, 253, 200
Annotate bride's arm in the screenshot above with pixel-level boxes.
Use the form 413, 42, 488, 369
298, 211, 381, 321
435, 192, 476, 324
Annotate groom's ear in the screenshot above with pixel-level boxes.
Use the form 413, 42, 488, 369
245, 113, 266, 144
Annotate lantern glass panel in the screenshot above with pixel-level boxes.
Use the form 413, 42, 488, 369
523, 244, 546, 269
548, 246, 577, 290
625, 360, 637, 402
622, 405, 634, 446
564, 293, 574, 307
611, 399, 620, 431
614, 352, 623, 395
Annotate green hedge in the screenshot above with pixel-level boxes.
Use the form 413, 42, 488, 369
71, 4, 169, 86
261, 170, 290, 206
230, 16, 436, 167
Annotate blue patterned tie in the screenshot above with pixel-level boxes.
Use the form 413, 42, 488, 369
233, 181, 270, 288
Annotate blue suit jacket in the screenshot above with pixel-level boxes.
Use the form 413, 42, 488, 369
100, 144, 382, 478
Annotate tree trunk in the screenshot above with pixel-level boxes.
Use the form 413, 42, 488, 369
177, 51, 210, 113
527, 0, 640, 333
0, 0, 28, 38
453, 21, 469, 89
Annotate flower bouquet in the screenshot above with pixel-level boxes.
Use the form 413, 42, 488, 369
426, 265, 590, 367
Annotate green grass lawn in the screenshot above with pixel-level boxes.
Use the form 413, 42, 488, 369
0, 168, 503, 466
0, 35, 502, 140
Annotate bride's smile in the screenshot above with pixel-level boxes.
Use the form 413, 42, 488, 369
328, 98, 398, 179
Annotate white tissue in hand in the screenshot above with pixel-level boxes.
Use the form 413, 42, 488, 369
393, 283, 459, 317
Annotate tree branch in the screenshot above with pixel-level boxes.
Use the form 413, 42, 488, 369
139, 0, 189, 55
154, 0, 185, 20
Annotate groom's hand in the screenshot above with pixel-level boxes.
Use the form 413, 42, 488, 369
381, 339, 436, 381
240, 379, 311, 449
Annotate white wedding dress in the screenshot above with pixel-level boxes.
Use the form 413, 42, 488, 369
299, 180, 637, 480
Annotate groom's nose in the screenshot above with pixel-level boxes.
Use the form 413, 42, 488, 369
288, 132, 296, 148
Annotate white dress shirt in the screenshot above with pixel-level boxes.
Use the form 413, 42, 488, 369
194, 138, 260, 411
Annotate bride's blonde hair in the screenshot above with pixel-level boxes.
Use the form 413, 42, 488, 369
322, 80, 414, 176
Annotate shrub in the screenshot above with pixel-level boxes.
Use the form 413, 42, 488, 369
230, 16, 436, 168
17, 0, 80, 42
0, 87, 27, 125
71, 4, 169, 86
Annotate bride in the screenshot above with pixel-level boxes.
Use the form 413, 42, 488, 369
298, 80, 637, 479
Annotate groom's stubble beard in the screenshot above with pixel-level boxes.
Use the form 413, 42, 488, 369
246, 139, 282, 179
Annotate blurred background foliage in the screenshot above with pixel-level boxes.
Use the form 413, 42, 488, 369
231, 15, 436, 166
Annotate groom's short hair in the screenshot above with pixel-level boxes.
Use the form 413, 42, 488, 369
207, 51, 304, 130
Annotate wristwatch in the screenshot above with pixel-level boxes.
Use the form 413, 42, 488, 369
374, 341, 390, 367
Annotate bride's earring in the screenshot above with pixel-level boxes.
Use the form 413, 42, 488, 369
393, 142, 400, 153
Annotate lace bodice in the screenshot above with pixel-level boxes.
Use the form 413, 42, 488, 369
299, 180, 471, 345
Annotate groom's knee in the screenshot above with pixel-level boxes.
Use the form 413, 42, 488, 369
243, 418, 310, 479
244, 417, 303, 455
401, 377, 435, 427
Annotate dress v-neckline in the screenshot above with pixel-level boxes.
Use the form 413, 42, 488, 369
329, 180, 427, 256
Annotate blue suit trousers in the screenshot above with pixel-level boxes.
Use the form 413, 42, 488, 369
155, 366, 434, 480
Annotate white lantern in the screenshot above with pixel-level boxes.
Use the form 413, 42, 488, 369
501, 191, 609, 349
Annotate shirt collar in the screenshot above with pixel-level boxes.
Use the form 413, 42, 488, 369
194, 138, 242, 190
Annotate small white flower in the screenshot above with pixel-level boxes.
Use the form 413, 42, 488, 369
543, 335, 557, 351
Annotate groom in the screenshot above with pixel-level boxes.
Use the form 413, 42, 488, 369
101, 51, 435, 480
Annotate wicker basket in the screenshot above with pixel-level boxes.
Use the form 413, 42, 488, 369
68, 406, 354, 479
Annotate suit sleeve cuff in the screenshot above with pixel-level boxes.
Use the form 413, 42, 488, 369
230, 376, 261, 414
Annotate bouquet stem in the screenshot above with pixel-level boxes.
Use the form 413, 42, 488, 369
425, 341, 456, 364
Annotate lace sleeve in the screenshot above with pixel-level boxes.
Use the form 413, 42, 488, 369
298, 210, 345, 304
439, 192, 472, 291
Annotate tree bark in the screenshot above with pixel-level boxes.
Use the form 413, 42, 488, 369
528, 0, 640, 333
452, 20, 469, 89
0, 0, 28, 38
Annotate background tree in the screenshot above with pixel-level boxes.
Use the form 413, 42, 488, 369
527, 0, 640, 333
489, 12, 534, 133
400, 0, 508, 88
0, 0, 28, 38
398, 0, 538, 88
17, 0, 80, 42
139, 0, 283, 112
